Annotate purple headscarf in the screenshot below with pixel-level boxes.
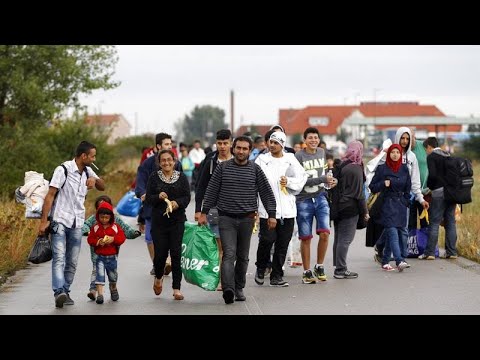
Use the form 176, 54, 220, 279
342, 140, 364, 166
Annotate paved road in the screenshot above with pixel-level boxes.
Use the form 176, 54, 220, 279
1, 201, 480, 315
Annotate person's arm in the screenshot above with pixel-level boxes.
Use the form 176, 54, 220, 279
113, 226, 126, 246
114, 215, 141, 239
195, 157, 211, 213
82, 215, 96, 236
285, 159, 308, 195
135, 160, 149, 199
369, 166, 385, 194
173, 174, 191, 210
410, 158, 424, 204
256, 164, 277, 220
38, 186, 58, 235
201, 163, 223, 215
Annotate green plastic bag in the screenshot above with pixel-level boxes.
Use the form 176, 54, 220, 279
181, 222, 220, 291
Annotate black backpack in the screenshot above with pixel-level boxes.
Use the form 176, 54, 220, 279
443, 156, 474, 204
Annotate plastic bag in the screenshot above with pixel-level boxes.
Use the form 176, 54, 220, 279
407, 227, 439, 258
287, 226, 302, 267
116, 190, 141, 217
181, 222, 220, 291
28, 235, 52, 264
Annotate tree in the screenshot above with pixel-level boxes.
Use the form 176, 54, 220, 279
0, 45, 119, 128
176, 105, 227, 145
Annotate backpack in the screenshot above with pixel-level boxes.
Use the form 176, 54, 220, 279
443, 156, 474, 204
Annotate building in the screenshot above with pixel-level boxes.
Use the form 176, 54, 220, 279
85, 114, 131, 144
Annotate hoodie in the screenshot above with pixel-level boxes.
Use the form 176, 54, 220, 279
427, 147, 451, 196
394, 127, 424, 204
255, 152, 307, 219
87, 202, 126, 256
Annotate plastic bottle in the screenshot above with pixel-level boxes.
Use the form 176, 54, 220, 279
324, 169, 333, 190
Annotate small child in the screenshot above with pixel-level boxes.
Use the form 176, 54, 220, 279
87, 201, 126, 304
82, 195, 141, 301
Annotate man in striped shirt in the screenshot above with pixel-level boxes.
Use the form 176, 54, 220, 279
198, 135, 277, 304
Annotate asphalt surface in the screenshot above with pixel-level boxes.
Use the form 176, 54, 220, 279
2, 200, 480, 315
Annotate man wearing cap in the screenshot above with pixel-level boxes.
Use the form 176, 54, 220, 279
254, 131, 307, 287
295, 127, 337, 284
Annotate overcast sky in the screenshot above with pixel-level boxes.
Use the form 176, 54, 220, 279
80, 45, 480, 138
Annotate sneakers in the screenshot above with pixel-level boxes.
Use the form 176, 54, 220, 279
382, 264, 395, 271
96, 294, 104, 304
235, 288, 246, 301
64, 293, 75, 305
313, 265, 327, 281
164, 263, 172, 276
110, 284, 119, 301
397, 261, 408, 272
334, 270, 358, 279
150, 266, 155, 275
404, 261, 411, 268
270, 277, 289, 287
54, 292, 67, 308
446, 255, 458, 259
302, 270, 316, 284
254, 268, 265, 285
418, 254, 435, 260
223, 289, 234, 304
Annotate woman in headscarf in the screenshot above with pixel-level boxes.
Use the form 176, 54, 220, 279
332, 140, 368, 279
369, 144, 411, 272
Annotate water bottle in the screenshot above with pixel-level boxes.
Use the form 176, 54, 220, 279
324, 169, 333, 190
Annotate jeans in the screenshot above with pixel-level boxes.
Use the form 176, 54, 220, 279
425, 196, 457, 257
382, 227, 404, 265
51, 223, 82, 295
89, 246, 98, 291
95, 255, 118, 285
296, 192, 330, 240
219, 215, 255, 292
332, 215, 358, 273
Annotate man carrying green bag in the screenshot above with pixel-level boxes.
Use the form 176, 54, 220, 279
181, 222, 220, 291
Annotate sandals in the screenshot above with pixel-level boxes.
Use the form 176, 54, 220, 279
173, 291, 184, 300
153, 277, 163, 296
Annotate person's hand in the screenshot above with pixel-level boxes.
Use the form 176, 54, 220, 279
385, 179, 391, 187
140, 194, 146, 202
364, 213, 370, 221
170, 200, 179, 211
38, 220, 50, 236
279, 176, 287, 187
86, 177, 96, 190
138, 223, 145, 233
194, 212, 201, 221
267, 218, 277, 230
103, 235, 114, 244
422, 200, 429, 211
198, 213, 208, 226
159, 192, 168, 200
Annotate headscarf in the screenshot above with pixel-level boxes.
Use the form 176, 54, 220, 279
385, 144, 403, 173
342, 140, 364, 166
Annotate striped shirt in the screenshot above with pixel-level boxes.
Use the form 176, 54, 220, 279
49, 159, 99, 228
202, 159, 276, 218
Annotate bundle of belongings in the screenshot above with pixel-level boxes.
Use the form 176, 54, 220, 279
15, 171, 50, 219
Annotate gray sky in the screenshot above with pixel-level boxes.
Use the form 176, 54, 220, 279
80, 45, 480, 138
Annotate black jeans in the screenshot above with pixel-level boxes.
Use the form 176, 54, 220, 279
256, 218, 295, 279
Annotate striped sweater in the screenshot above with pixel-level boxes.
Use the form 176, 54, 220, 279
201, 159, 276, 218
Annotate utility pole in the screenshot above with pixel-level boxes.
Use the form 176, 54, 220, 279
230, 90, 234, 134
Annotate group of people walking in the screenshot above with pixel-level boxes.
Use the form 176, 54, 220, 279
38, 123, 460, 308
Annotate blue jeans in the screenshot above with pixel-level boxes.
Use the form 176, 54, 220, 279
89, 246, 97, 291
51, 223, 82, 295
425, 196, 457, 257
95, 255, 118, 285
296, 192, 330, 240
382, 227, 404, 265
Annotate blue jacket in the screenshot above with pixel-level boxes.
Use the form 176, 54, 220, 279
369, 163, 411, 228
135, 154, 183, 219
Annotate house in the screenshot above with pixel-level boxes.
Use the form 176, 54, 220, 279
85, 114, 131, 144
235, 125, 273, 138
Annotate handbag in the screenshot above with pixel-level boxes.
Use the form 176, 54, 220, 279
368, 192, 385, 219
116, 190, 141, 217
28, 235, 52, 264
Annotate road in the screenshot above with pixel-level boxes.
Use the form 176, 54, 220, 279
1, 200, 480, 315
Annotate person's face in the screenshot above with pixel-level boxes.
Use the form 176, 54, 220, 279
268, 140, 283, 156
216, 139, 231, 157
256, 140, 266, 151
425, 145, 434, 155
159, 138, 172, 151
293, 144, 302, 152
390, 148, 401, 162
99, 213, 111, 225
233, 140, 251, 162
400, 133, 410, 151
304, 133, 320, 150
159, 152, 175, 172
327, 158, 334, 167
82, 149, 96, 166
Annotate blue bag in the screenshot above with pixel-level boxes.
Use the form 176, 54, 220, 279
407, 227, 439, 258
116, 190, 141, 217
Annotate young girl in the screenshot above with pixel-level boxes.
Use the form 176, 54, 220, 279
369, 144, 411, 272
87, 202, 126, 304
